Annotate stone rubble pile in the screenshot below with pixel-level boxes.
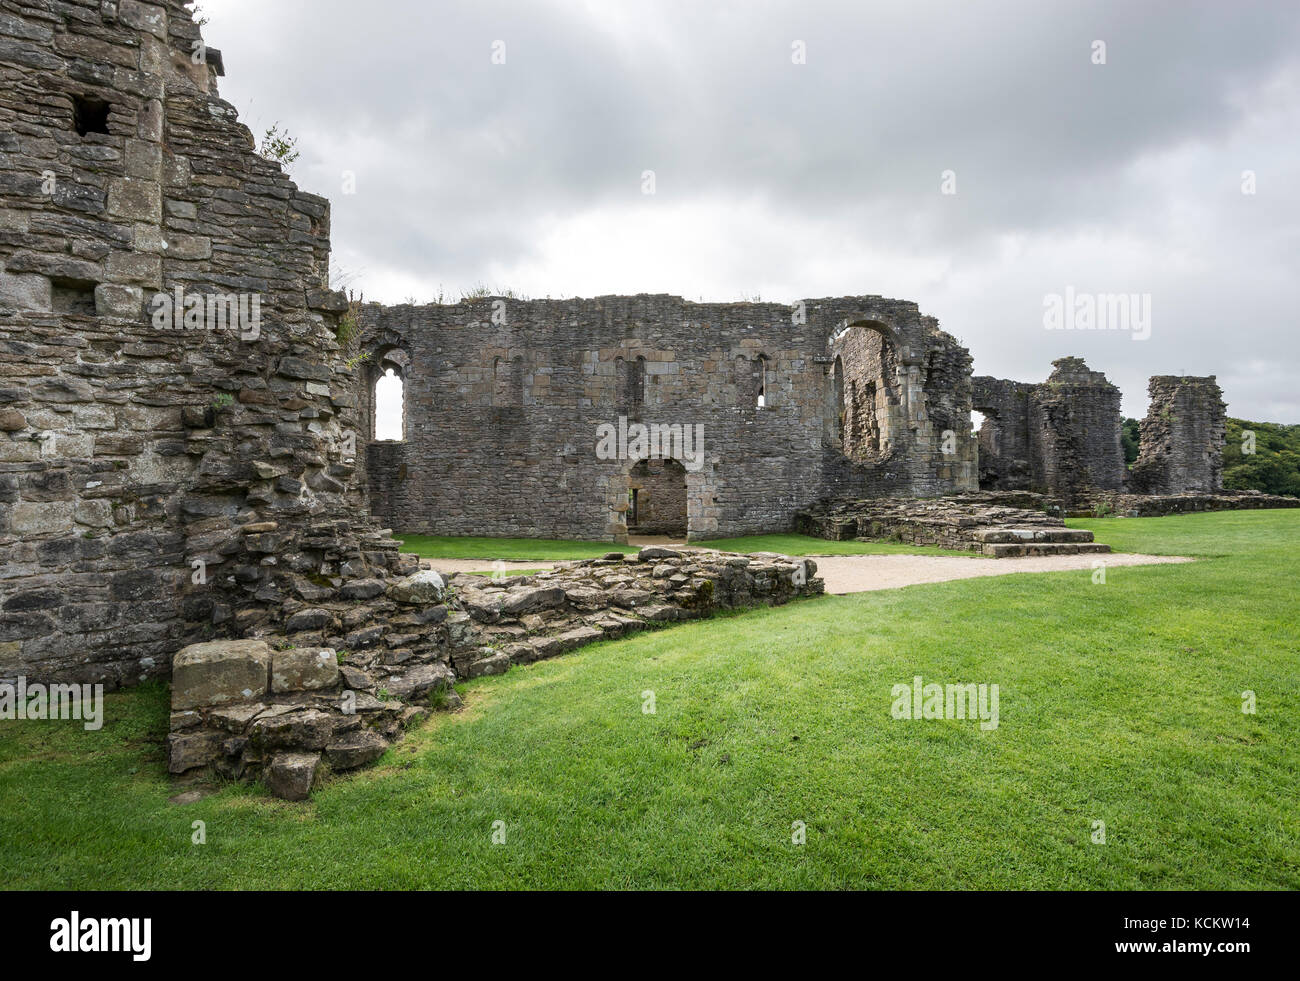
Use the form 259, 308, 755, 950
167, 546, 822, 799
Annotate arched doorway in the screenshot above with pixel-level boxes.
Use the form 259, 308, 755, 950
627, 458, 688, 538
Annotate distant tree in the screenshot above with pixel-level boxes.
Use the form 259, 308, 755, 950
1222, 418, 1300, 497
1120, 417, 1141, 466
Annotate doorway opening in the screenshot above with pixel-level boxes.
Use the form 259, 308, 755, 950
627, 458, 688, 538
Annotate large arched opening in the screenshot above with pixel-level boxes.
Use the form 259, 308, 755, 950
824, 319, 900, 462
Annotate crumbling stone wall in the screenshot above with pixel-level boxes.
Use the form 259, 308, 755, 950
0, 1, 397, 687
971, 358, 1123, 505
971, 377, 1033, 490
360, 296, 978, 543
1129, 376, 1226, 494
169, 546, 825, 798
1030, 357, 1125, 505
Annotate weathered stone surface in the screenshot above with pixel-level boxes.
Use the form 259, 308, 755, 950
270, 647, 339, 693
167, 730, 224, 773
325, 730, 389, 770
339, 578, 385, 600
265, 752, 320, 801
285, 608, 335, 632
251, 709, 339, 751
388, 570, 446, 604
501, 586, 566, 615
385, 662, 454, 700
0, 271, 51, 312
171, 640, 271, 710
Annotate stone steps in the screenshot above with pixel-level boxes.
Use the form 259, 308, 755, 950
972, 526, 1098, 544
980, 541, 1111, 558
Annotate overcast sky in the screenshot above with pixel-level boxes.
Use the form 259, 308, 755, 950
205, 0, 1300, 422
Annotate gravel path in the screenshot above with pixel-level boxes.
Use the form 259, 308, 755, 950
808, 552, 1192, 594
424, 552, 1192, 593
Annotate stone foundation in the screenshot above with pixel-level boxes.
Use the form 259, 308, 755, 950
795, 493, 1109, 557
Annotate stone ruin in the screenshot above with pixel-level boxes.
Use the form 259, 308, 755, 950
0, 2, 1289, 797
972, 357, 1125, 506
359, 292, 979, 542
1129, 376, 1227, 495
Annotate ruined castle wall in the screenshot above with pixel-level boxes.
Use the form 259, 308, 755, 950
1028, 357, 1124, 503
361, 296, 976, 542
819, 315, 977, 502
1129, 376, 1226, 494
0, 1, 392, 686
971, 376, 1034, 490
970, 359, 1122, 503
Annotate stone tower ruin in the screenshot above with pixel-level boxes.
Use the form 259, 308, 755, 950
1129, 376, 1227, 494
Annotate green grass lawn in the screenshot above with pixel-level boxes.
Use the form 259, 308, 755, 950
2, 510, 1297, 889
401, 532, 971, 560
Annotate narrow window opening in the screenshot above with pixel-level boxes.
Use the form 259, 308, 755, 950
375, 367, 404, 441
73, 97, 110, 137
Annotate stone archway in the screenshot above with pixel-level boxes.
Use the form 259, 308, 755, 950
824, 319, 901, 462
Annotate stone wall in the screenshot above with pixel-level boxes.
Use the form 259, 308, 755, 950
971, 358, 1123, 505
359, 296, 978, 543
0, 1, 397, 687
971, 376, 1033, 490
1129, 376, 1226, 494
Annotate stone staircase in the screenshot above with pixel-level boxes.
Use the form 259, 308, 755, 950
971, 526, 1110, 558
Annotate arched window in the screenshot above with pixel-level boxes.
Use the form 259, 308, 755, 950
375, 368, 404, 441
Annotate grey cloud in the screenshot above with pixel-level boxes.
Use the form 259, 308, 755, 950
206, 0, 1300, 420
